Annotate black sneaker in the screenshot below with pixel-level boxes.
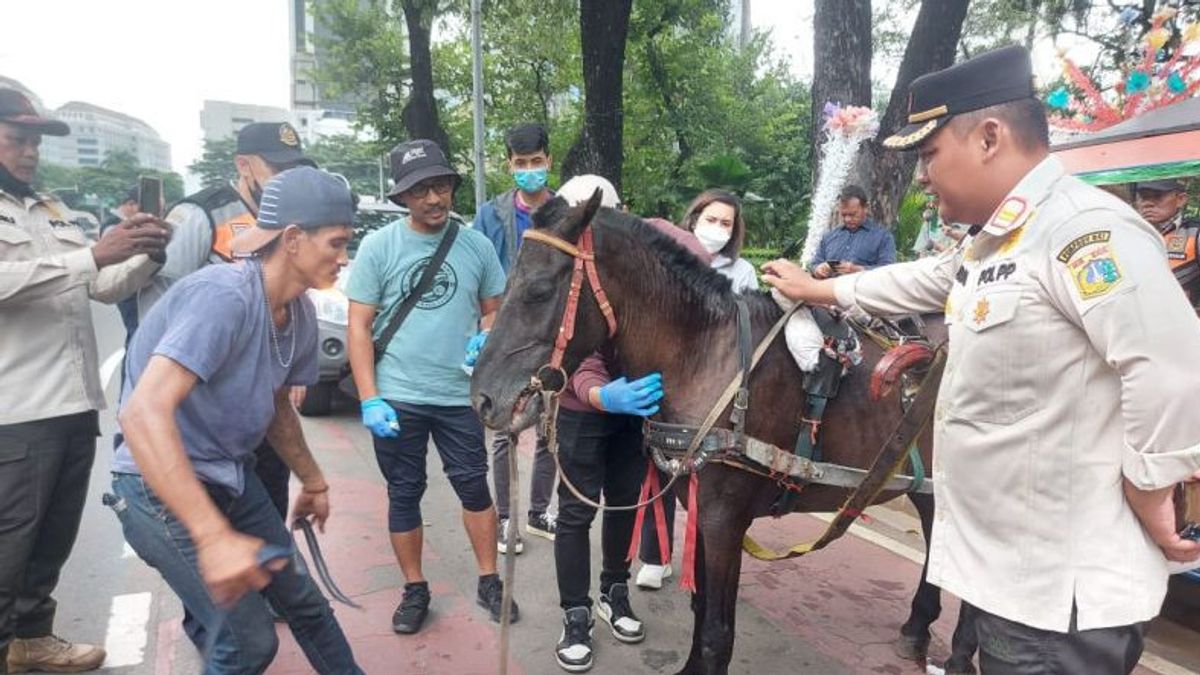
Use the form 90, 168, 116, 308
526, 511, 557, 541
391, 582, 430, 634
597, 583, 644, 643
556, 607, 594, 672
477, 574, 520, 624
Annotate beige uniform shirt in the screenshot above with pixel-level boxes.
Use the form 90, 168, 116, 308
0, 188, 159, 425
834, 157, 1200, 632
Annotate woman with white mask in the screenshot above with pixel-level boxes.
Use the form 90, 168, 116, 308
681, 189, 758, 293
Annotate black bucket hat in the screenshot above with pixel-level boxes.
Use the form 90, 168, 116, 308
386, 139, 460, 204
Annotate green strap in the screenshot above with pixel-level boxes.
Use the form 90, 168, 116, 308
905, 442, 925, 494
793, 396, 828, 462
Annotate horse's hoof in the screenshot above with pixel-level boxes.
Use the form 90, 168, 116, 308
943, 657, 977, 675
892, 634, 929, 661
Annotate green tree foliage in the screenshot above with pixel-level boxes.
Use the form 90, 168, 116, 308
313, 0, 811, 246
307, 134, 390, 199
37, 150, 183, 212
312, 0, 414, 145
622, 0, 811, 246
188, 138, 237, 190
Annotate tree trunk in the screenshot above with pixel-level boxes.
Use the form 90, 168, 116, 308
810, 0, 872, 191
400, 0, 451, 155
561, 0, 633, 192
866, 0, 970, 226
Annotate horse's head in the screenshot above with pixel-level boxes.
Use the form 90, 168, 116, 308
471, 188, 611, 432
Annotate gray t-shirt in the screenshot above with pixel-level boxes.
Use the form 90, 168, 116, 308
113, 260, 318, 494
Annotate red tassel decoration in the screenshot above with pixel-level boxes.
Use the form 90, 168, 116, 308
679, 473, 700, 592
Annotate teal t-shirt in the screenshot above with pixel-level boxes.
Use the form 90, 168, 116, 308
346, 218, 506, 406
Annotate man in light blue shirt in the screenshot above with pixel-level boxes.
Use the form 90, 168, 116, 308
345, 139, 514, 636
811, 184, 897, 278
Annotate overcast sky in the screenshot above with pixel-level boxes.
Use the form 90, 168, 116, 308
3, 2, 1074, 179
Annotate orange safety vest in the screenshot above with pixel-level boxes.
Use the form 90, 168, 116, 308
173, 184, 254, 262
1163, 221, 1200, 308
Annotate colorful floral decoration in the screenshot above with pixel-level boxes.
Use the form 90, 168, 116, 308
799, 103, 879, 268
1046, 7, 1200, 134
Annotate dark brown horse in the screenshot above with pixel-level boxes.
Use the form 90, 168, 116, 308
471, 194, 974, 674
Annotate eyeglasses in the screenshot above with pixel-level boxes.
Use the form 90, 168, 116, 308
405, 177, 455, 199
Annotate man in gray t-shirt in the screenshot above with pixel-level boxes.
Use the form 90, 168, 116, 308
111, 167, 362, 674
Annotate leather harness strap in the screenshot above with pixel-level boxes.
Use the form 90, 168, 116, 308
523, 227, 618, 373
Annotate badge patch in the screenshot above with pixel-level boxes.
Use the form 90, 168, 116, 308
985, 197, 1028, 235
1166, 233, 1188, 260
973, 297, 990, 325
1066, 243, 1123, 300
1056, 230, 1110, 263
279, 123, 300, 147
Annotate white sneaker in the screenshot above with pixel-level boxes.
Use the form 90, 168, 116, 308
498, 517, 524, 555
635, 563, 672, 590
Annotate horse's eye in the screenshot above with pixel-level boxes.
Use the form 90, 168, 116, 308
522, 279, 556, 303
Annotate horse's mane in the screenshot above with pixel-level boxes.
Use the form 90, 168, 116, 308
532, 197, 781, 328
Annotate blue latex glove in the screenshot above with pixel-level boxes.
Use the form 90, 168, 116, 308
597, 373, 664, 417
361, 397, 400, 438
464, 330, 489, 367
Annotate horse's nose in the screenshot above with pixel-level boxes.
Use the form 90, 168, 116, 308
475, 393, 495, 426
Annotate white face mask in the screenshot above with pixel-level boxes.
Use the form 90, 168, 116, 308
694, 223, 732, 254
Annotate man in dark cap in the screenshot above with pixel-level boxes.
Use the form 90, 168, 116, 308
761, 45, 1200, 674
130, 121, 316, 647
1134, 179, 1198, 308
0, 88, 169, 673
346, 139, 516, 634
114, 166, 362, 674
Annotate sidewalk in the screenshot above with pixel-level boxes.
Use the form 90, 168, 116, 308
261, 415, 1189, 674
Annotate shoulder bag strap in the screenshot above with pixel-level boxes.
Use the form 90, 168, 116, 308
372, 222, 459, 362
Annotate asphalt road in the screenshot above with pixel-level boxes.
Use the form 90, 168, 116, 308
42, 301, 1198, 675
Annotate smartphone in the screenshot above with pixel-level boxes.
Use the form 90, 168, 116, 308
138, 176, 163, 218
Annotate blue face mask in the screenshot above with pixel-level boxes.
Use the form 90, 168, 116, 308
513, 167, 549, 193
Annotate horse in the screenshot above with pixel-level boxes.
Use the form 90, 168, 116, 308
470, 192, 975, 675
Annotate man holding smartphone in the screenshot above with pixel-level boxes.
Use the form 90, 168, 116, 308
0, 88, 168, 674
810, 185, 897, 278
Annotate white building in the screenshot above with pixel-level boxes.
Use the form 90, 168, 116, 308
200, 100, 297, 142
41, 101, 172, 172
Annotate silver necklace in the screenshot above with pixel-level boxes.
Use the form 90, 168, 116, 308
258, 261, 296, 368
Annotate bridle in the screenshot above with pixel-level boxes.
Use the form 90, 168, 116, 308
522, 226, 617, 392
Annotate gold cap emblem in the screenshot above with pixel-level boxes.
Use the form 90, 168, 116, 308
279, 124, 299, 147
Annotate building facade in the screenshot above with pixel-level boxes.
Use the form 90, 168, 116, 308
200, 100, 296, 142
39, 101, 172, 172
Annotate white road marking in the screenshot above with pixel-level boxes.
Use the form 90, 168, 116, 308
100, 348, 125, 391
103, 592, 151, 668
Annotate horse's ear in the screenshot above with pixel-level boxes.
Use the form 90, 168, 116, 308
581, 188, 604, 225
563, 188, 604, 242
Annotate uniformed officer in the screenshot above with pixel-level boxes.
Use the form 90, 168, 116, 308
762, 46, 1200, 674
0, 88, 168, 673
1133, 179, 1198, 308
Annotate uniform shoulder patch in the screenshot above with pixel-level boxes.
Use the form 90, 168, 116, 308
1063, 240, 1124, 301
1056, 230, 1110, 263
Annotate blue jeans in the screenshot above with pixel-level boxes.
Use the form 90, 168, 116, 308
110, 472, 362, 675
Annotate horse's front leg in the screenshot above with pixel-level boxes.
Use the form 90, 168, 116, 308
690, 479, 753, 675
675, 530, 707, 675
896, 492, 940, 661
